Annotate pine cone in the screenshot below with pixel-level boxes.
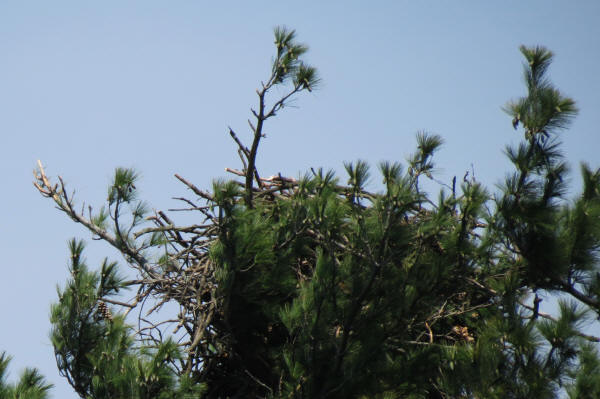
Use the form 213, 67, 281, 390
452, 325, 474, 343
97, 300, 113, 322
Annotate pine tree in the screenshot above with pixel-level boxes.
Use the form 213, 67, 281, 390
0, 352, 53, 399
33, 28, 600, 398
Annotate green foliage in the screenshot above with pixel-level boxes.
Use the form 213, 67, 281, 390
49, 240, 206, 398
272, 26, 319, 91
35, 29, 600, 399
568, 343, 600, 398
201, 43, 600, 398
107, 167, 139, 205
504, 45, 577, 139
0, 352, 53, 399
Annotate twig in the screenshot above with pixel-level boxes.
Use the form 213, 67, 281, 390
519, 300, 600, 343
174, 174, 214, 202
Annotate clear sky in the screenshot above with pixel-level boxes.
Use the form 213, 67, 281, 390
1, 2, 599, 397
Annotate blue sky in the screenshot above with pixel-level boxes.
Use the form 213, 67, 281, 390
1, 2, 599, 397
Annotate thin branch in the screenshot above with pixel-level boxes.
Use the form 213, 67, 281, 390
229, 127, 250, 157
101, 297, 136, 308
174, 174, 214, 202
519, 300, 600, 343
34, 161, 156, 278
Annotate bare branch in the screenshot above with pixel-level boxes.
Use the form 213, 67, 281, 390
174, 174, 214, 202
